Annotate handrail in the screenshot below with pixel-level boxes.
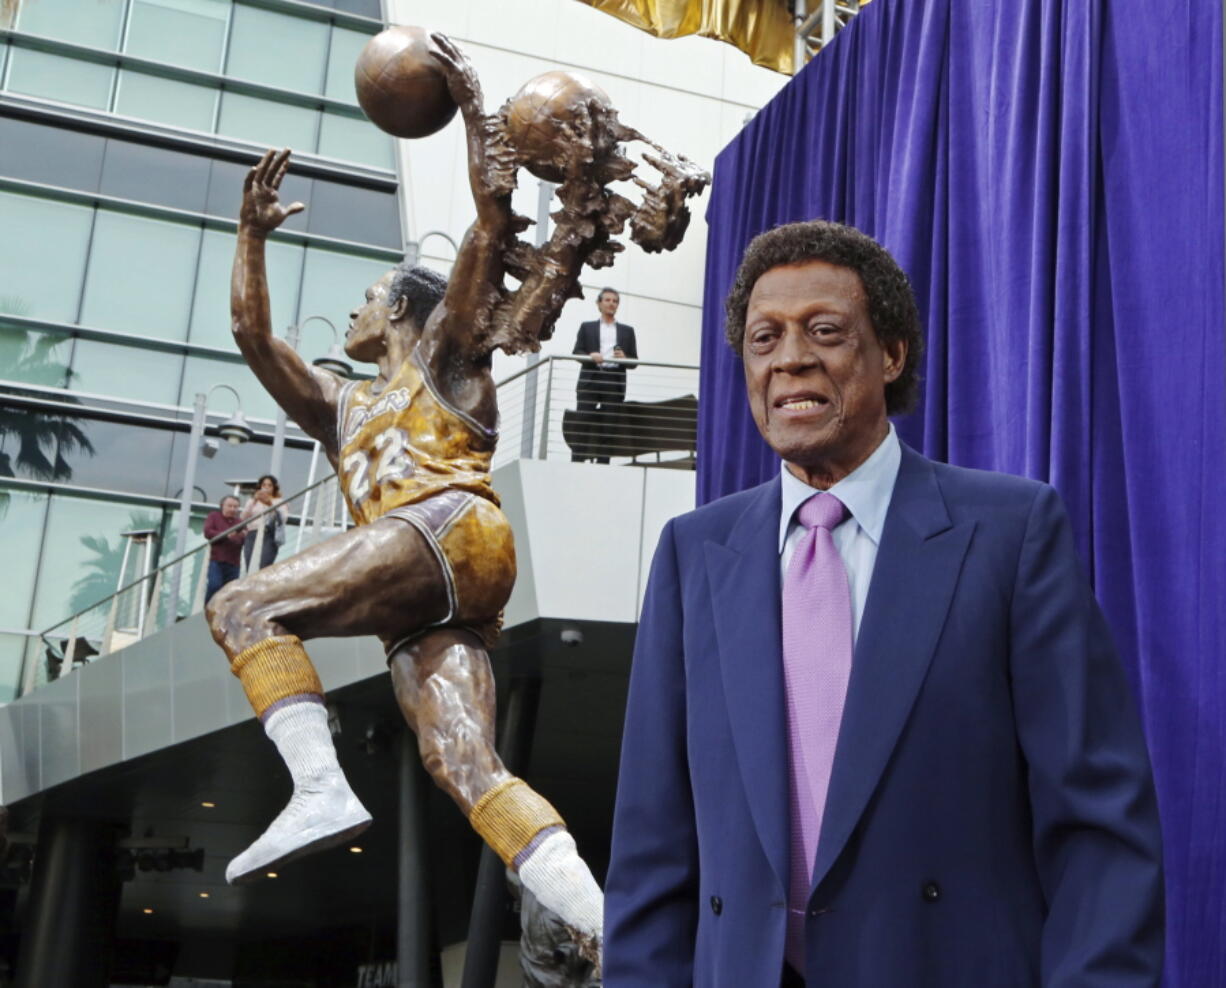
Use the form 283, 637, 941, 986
38, 473, 337, 641
494, 353, 699, 389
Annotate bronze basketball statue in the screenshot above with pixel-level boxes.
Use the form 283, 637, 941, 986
208, 31, 708, 962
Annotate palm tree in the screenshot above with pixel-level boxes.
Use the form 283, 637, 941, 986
0, 297, 94, 518
67, 510, 165, 620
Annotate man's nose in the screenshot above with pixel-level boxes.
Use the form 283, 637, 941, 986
772, 326, 817, 372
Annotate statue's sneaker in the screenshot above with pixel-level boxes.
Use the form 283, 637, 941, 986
226, 774, 372, 884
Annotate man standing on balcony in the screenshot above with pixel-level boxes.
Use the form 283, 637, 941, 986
203, 495, 245, 603
572, 288, 638, 462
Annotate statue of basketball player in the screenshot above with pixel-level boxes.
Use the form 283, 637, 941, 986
207, 33, 707, 955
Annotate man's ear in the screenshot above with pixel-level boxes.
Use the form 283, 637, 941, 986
882, 338, 907, 383
389, 293, 409, 322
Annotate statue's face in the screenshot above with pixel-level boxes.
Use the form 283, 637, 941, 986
346, 270, 398, 362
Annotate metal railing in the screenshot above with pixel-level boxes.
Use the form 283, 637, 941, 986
494, 355, 699, 469
24, 354, 700, 697
32, 469, 350, 696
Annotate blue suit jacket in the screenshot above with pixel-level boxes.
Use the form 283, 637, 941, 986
606, 445, 1163, 987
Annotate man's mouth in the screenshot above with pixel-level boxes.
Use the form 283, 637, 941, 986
775, 393, 829, 412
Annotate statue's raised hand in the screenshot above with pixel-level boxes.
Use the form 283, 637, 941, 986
429, 32, 483, 117
240, 148, 305, 235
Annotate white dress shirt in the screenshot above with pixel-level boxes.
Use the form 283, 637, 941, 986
599, 318, 618, 358
778, 424, 901, 643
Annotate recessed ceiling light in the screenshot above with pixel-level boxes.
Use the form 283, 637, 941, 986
266, 872, 277, 879
349, 846, 362, 853
199, 892, 210, 899
142, 908, 154, 915
200, 801, 215, 808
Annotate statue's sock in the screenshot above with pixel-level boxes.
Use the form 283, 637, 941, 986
468, 778, 603, 938
231, 634, 324, 717
263, 699, 338, 787
516, 829, 603, 939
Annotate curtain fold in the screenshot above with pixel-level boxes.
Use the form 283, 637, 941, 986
698, 0, 1225, 982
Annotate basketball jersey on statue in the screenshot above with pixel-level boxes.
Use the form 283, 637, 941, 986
335, 350, 499, 526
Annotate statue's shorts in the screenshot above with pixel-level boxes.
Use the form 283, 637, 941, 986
382, 489, 515, 652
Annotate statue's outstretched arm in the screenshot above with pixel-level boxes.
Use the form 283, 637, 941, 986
425, 34, 524, 361
231, 149, 342, 452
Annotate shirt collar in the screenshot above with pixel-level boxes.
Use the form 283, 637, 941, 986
777, 423, 901, 552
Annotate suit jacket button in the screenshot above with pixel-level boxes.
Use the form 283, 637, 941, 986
710, 896, 723, 915
922, 882, 941, 903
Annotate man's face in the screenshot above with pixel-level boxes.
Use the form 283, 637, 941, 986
346, 270, 401, 362
742, 260, 905, 486
220, 497, 239, 519
597, 291, 619, 320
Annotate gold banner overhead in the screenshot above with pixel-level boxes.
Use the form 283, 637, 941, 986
576, 0, 796, 74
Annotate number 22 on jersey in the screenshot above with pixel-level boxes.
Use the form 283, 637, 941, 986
344, 427, 414, 504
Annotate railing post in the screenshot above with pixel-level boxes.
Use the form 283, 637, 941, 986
142, 570, 164, 637
537, 357, 555, 460
518, 180, 555, 460
167, 393, 208, 628
100, 588, 121, 660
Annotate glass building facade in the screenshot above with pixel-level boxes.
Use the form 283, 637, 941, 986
0, 0, 402, 698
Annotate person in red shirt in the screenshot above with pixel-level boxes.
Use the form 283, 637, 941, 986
204, 495, 246, 603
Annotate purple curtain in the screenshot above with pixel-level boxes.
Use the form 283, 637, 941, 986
697, 0, 1224, 983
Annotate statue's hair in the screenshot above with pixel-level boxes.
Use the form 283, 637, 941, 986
723, 220, 924, 415
388, 263, 448, 330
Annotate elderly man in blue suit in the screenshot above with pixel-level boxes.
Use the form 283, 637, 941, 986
605, 221, 1163, 987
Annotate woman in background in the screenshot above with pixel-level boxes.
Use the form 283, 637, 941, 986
241, 474, 288, 571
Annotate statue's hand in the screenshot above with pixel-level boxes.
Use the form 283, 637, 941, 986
429, 32, 482, 116
240, 148, 305, 235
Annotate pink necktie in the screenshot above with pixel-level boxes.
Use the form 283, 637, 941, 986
782, 492, 853, 976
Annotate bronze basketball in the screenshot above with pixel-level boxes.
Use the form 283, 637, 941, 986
354, 25, 458, 139
505, 70, 613, 181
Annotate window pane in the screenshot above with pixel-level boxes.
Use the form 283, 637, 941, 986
179, 354, 278, 423
0, 320, 73, 388
0, 192, 94, 322
125, 0, 229, 73
5, 49, 114, 110
0, 489, 48, 629
323, 26, 369, 103
317, 111, 394, 171
226, 6, 328, 94
217, 93, 318, 153
52, 415, 175, 500
79, 210, 202, 341
0, 115, 106, 192
98, 139, 212, 214
188, 229, 303, 349
30, 494, 164, 631
298, 246, 391, 343
16, 0, 125, 49
69, 338, 183, 404
329, 0, 381, 17
114, 70, 217, 132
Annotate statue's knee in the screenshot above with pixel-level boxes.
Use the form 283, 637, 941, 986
205, 581, 240, 631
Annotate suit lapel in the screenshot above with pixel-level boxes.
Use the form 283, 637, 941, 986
707, 479, 790, 896
811, 446, 974, 891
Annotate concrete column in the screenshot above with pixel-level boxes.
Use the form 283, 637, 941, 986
16, 818, 122, 988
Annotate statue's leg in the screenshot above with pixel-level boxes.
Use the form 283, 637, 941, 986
389, 630, 603, 945
206, 518, 450, 883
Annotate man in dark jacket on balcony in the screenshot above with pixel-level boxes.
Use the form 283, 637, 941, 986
572, 287, 638, 462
